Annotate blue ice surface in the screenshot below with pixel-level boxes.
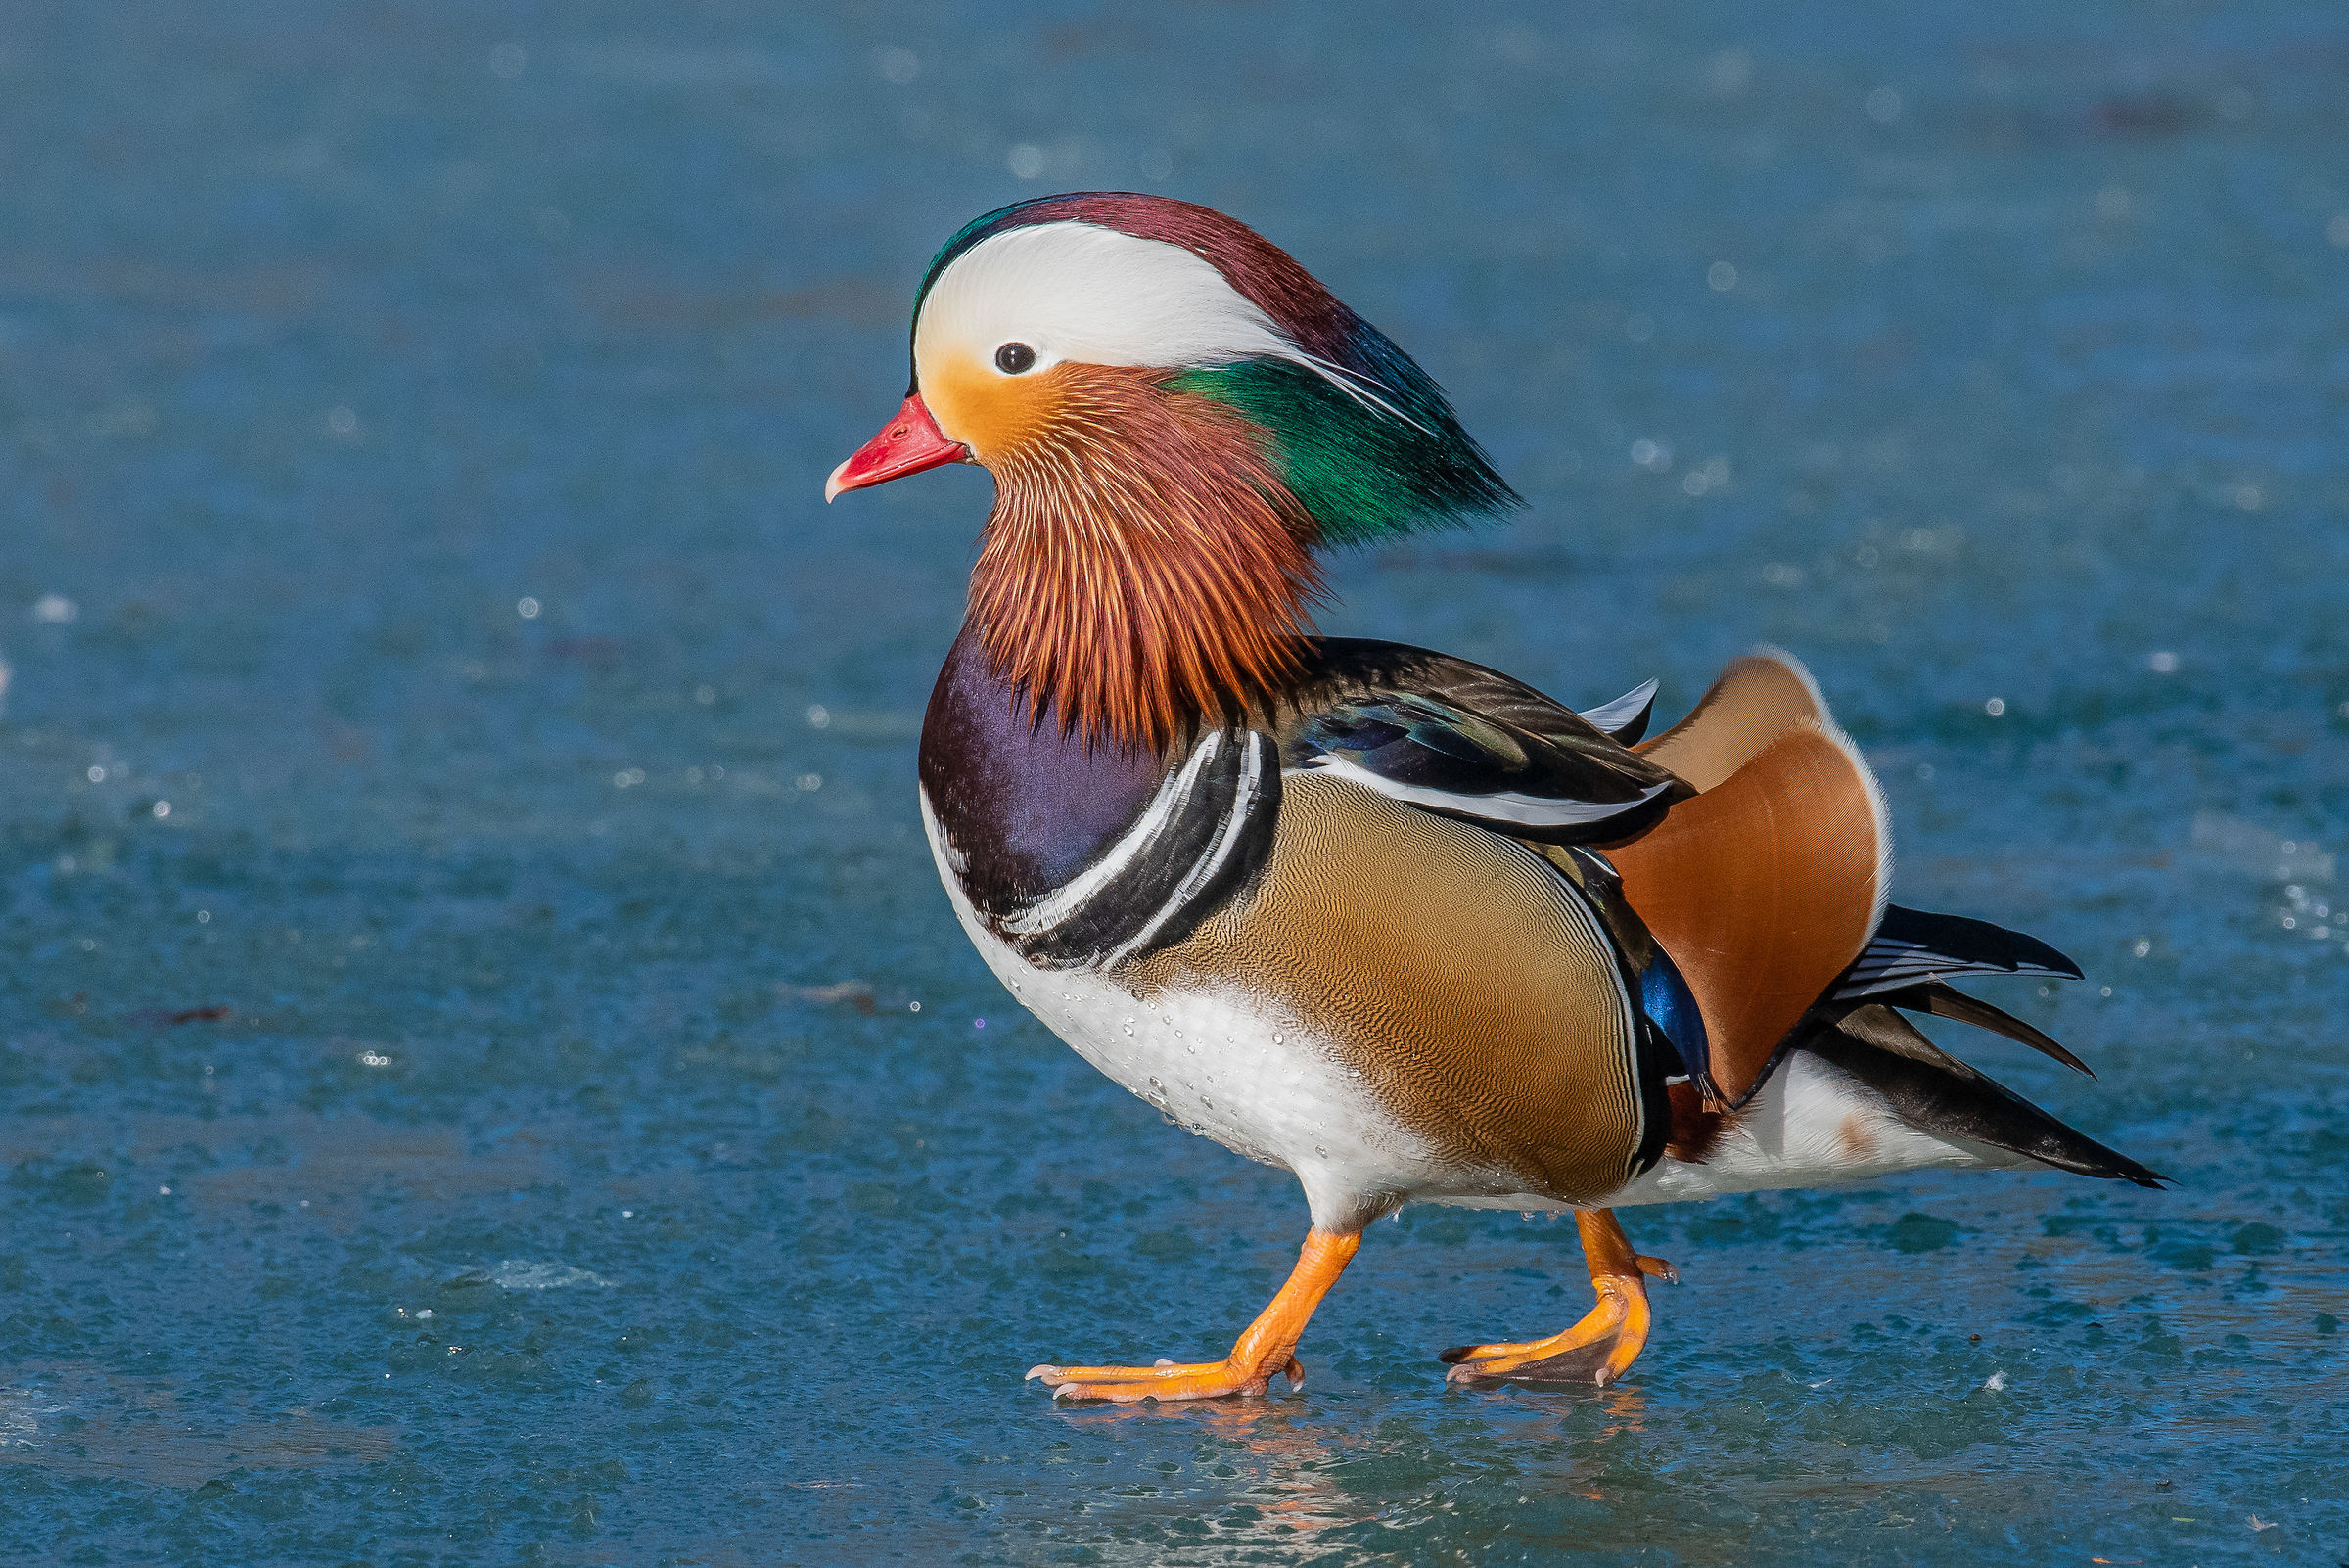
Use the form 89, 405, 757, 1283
2, 1, 2345, 1562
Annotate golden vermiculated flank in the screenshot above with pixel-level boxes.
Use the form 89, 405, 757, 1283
967, 366, 1324, 750
1611, 723, 1885, 1106
1131, 773, 1648, 1204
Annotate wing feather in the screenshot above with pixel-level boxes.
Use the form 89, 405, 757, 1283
1281, 640, 1691, 845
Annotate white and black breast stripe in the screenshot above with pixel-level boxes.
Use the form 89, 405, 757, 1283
991, 729, 1280, 971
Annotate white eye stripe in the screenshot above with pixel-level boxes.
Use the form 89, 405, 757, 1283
916, 221, 1295, 377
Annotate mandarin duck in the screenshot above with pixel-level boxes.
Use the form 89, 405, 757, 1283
828, 193, 2162, 1404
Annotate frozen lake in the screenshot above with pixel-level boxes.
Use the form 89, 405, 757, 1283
2, 1, 2344, 1561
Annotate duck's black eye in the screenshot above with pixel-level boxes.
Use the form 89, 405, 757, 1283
994, 342, 1037, 375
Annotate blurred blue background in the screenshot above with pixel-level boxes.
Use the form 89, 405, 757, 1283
3, 2, 2345, 1562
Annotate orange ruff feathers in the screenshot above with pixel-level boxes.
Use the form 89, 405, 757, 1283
967, 367, 1322, 751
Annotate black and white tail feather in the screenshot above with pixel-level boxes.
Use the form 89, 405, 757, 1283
1777, 904, 2164, 1188
1837, 904, 2084, 998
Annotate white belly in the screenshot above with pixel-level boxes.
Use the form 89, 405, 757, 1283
923, 792, 1451, 1229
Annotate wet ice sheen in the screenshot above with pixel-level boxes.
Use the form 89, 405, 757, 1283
2, 1, 2345, 1563
477, 1261, 614, 1292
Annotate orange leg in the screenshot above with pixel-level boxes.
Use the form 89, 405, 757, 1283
1440, 1210, 1675, 1387
1029, 1230, 1359, 1404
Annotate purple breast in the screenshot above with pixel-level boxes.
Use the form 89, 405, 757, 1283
917, 624, 1173, 917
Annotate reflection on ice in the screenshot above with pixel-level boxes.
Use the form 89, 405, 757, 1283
0, 1363, 395, 1485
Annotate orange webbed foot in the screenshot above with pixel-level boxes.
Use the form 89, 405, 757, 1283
1439, 1271, 1658, 1386
1029, 1231, 1356, 1406
1027, 1355, 1306, 1405
1441, 1212, 1674, 1388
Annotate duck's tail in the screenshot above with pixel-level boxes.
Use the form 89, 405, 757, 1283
1602, 648, 2164, 1194
1783, 986, 2166, 1186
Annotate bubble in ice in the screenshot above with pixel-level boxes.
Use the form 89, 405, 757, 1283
484, 1260, 610, 1291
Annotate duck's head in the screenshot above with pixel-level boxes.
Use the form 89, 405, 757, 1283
830, 193, 1519, 747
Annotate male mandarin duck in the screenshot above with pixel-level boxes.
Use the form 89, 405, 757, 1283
828, 193, 2162, 1404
